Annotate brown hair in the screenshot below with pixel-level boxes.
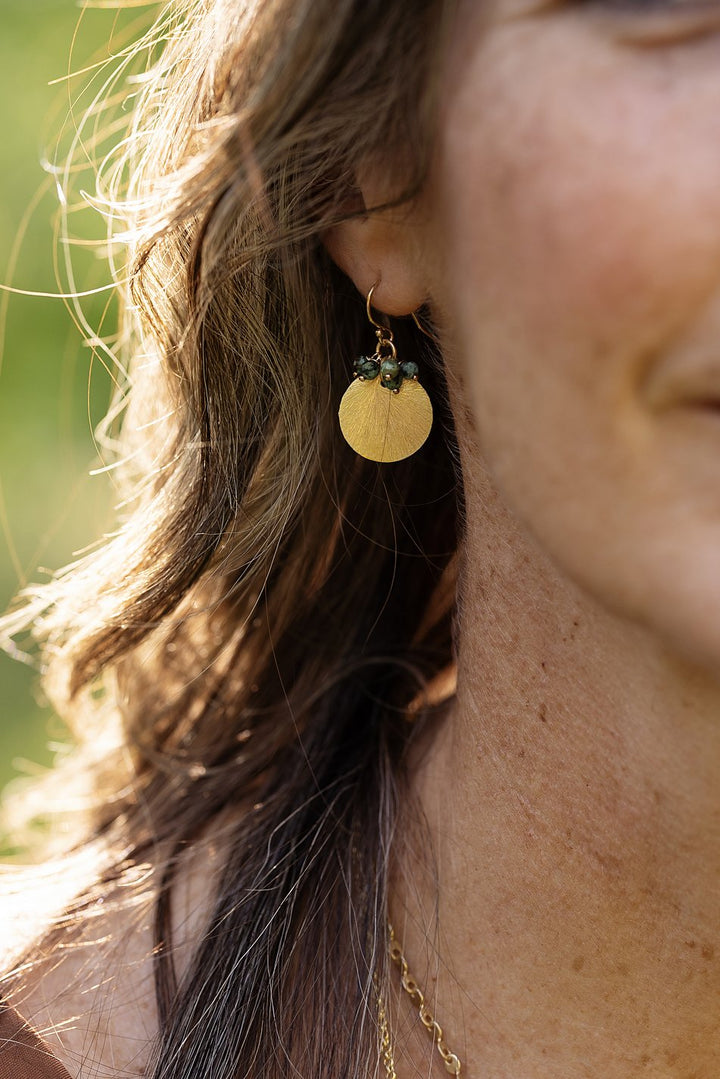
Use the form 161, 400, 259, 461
2, 0, 462, 1074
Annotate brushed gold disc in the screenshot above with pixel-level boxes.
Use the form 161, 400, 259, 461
338, 376, 433, 463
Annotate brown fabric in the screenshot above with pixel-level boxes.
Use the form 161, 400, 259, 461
0, 1002, 73, 1079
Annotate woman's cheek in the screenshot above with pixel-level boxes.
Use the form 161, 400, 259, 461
429, 19, 720, 657
436, 27, 720, 395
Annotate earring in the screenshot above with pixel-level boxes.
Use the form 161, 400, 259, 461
338, 285, 434, 463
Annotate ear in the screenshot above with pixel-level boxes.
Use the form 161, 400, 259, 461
322, 171, 429, 317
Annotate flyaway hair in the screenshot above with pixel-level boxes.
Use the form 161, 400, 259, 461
1, 1, 462, 1076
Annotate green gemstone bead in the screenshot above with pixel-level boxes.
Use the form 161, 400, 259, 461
381, 374, 403, 392
400, 360, 419, 380
380, 358, 400, 383
355, 356, 380, 380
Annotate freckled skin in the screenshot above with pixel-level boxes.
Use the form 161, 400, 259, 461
385, 4, 720, 1078
424, 4, 720, 670
329, 0, 720, 1072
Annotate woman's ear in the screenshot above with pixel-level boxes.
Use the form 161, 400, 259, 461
322, 170, 429, 316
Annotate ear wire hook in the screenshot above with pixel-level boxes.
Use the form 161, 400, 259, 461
366, 282, 388, 332
411, 308, 438, 343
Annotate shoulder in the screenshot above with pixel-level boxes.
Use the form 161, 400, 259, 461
0, 832, 227, 1078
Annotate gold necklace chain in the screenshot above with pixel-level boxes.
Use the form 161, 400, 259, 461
377, 923, 463, 1078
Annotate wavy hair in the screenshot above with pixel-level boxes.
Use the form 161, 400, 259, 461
2, 0, 462, 1075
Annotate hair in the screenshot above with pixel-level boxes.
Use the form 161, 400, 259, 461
1, 0, 463, 1075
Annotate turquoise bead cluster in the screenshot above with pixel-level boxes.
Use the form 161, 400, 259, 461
353, 355, 420, 393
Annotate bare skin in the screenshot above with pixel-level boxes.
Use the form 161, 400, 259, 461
10, 833, 224, 1078
329, 0, 720, 1075
391, 456, 720, 1078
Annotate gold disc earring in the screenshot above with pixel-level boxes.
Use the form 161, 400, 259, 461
338, 285, 434, 463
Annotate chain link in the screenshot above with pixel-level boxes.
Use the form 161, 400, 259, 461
376, 923, 463, 1078
375, 974, 398, 1079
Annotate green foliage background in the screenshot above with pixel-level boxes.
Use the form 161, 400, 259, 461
0, 0, 134, 799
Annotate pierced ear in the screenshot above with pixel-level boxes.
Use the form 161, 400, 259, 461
322, 173, 428, 317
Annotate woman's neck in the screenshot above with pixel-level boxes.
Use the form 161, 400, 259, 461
396, 473, 720, 1078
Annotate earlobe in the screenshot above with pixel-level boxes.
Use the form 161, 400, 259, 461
322, 194, 428, 317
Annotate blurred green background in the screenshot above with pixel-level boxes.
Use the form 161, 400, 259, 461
0, 1, 146, 800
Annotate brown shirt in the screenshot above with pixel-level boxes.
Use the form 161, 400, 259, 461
0, 1002, 73, 1079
